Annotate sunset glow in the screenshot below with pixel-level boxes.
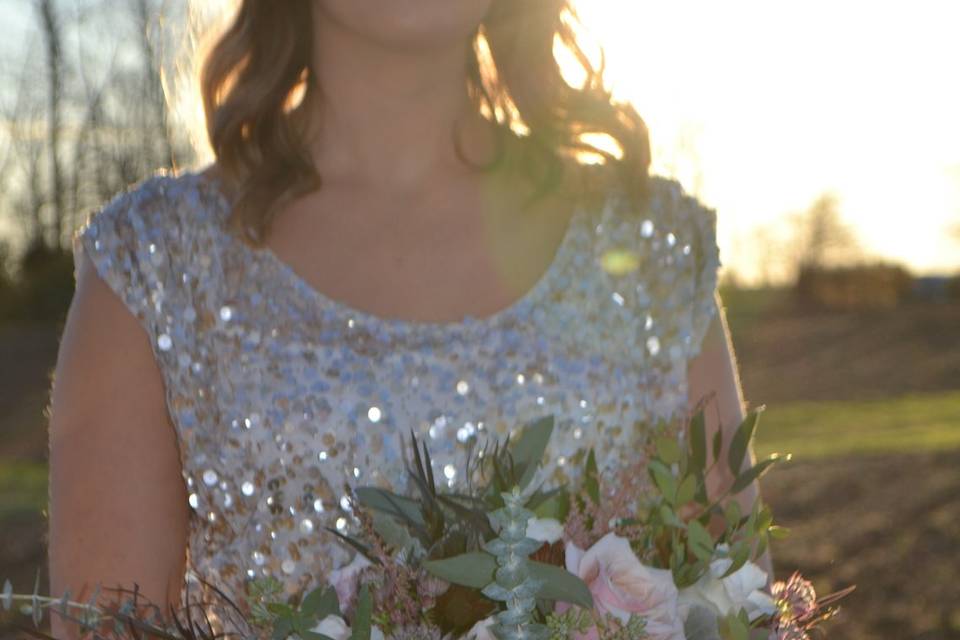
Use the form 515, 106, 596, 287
571, 0, 960, 282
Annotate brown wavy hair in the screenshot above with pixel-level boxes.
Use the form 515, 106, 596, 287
199, 0, 653, 246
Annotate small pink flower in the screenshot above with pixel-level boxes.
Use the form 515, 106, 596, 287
772, 572, 817, 620
565, 533, 685, 640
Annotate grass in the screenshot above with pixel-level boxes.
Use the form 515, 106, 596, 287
0, 462, 47, 520
754, 389, 960, 460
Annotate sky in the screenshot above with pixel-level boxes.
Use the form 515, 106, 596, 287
571, 0, 960, 282
1, 0, 958, 283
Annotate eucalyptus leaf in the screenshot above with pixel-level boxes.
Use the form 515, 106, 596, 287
423, 552, 593, 608
712, 429, 723, 462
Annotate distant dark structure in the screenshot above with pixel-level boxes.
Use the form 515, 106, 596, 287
795, 263, 914, 311
912, 276, 952, 302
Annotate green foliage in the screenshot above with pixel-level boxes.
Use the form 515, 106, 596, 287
422, 553, 592, 608
349, 585, 372, 640
509, 416, 555, 491
727, 409, 764, 476
634, 405, 788, 589
717, 609, 751, 640
249, 577, 348, 640
481, 487, 548, 640
544, 607, 593, 639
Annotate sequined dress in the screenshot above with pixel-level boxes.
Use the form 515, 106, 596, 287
71, 167, 720, 632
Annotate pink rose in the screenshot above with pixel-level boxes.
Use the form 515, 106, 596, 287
565, 533, 685, 640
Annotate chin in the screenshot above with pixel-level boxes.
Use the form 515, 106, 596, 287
315, 0, 494, 49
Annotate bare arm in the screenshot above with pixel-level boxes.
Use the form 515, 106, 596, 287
47, 250, 189, 638
686, 291, 774, 583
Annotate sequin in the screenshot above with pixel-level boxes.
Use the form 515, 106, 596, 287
647, 336, 662, 356
70, 168, 721, 632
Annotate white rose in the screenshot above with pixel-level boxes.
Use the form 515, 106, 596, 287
328, 553, 373, 608
466, 615, 497, 640
677, 558, 777, 623
525, 517, 564, 544
311, 615, 350, 640
310, 615, 385, 640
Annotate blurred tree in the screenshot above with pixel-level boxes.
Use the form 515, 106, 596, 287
36, 0, 67, 251
0, 0, 194, 320
788, 191, 860, 279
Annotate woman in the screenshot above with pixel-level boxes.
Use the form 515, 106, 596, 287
47, 0, 770, 637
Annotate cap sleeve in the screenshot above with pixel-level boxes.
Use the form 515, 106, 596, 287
71, 173, 193, 357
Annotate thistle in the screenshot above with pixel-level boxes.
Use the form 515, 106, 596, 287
481, 486, 549, 640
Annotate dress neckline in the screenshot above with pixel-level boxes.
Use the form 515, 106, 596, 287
192, 169, 589, 335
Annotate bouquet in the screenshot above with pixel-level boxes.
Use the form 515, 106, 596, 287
2, 404, 853, 640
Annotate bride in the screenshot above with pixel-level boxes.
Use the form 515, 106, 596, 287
47, 0, 770, 637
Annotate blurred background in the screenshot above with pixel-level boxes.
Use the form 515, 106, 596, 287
0, 0, 957, 638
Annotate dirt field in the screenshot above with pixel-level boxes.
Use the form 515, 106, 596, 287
763, 449, 960, 639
